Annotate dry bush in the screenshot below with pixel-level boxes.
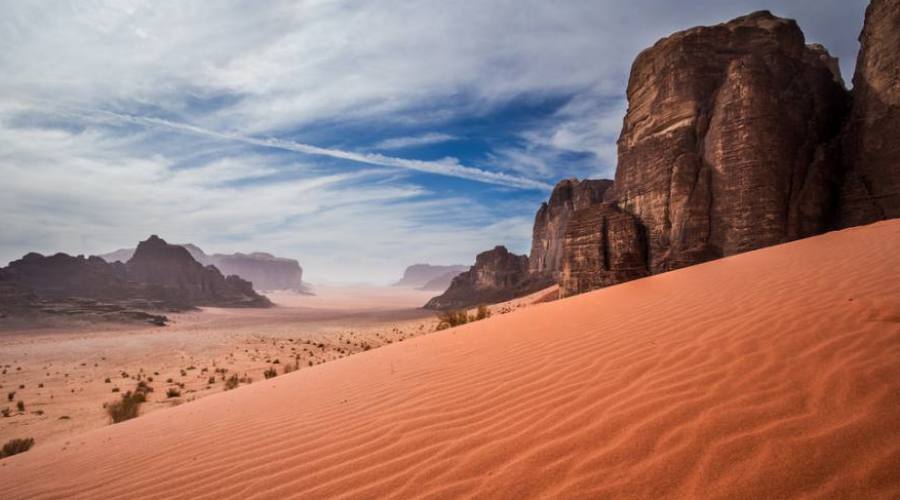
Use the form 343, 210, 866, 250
224, 374, 240, 391
263, 367, 277, 379
106, 392, 142, 423
1, 437, 34, 458
436, 310, 469, 330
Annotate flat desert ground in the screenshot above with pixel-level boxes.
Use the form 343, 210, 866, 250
2, 220, 899, 499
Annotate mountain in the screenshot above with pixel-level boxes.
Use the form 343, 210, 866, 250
394, 264, 468, 288
418, 270, 466, 292
427, 4, 899, 306
423, 246, 550, 310
99, 243, 304, 292
0, 235, 271, 325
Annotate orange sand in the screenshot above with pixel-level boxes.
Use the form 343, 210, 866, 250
2, 220, 898, 499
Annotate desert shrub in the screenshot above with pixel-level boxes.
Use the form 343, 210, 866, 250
111, 387, 120, 393
208, 376, 216, 385
224, 374, 240, 391
1, 437, 34, 458
474, 304, 491, 321
104, 378, 111, 383
263, 367, 277, 379
436, 310, 469, 330
6, 392, 13, 402
282, 364, 295, 375
165, 388, 181, 398
1, 408, 9, 417
16, 401, 24, 412
106, 392, 142, 423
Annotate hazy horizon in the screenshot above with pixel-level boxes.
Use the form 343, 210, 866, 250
0, 0, 868, 284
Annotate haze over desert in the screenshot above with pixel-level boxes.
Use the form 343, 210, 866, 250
1, 0, 898, 498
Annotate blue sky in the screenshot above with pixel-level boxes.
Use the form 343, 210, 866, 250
0, 0, 868, 283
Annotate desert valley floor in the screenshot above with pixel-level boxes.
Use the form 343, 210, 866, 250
1, 220, 899, 499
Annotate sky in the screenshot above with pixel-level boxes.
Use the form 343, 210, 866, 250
0, 0, 869, 284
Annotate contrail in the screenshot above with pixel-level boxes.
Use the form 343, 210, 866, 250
90, 109, 552, 191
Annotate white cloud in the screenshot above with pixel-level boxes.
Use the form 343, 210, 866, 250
374, 133, 458, 150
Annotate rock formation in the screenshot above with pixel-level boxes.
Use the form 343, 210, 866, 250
394, 264, 468, 288
838, 0, 900, 226
430, 6, 897, 306
614, 11, 849, 273
560, 203, 649, 297
100, 243, 304, 292
0, 235, 271, 325
424, 247, 547, 310
529, 179, 614, 278
127, 236, 271, 308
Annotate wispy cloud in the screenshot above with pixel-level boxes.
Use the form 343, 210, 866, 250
83, 108, 550, 190
374, 133, 458, 150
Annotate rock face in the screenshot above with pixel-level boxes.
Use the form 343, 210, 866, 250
0, 235, 271, 323
529, 179, 614, 278
560, 204, 649, 297
394, 264, 468, 288
614, 11, 849, 273
127, 236, 271, 308
424, 247, 546, 310
838, 0, 900, 226
101, 244, 304, 292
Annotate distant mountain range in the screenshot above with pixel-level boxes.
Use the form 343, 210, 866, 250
99, 244, 305, 293
0, 235, 271, 326
394, 264, 467, 291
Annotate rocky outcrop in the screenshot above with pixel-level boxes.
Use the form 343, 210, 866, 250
0, 236, 271, 325
614, 11, 850, 274
100, 244, 304, 292
394, 264, 468, 288
560, 203, 649, 297
529, 179, 614, 279
424, 247, 548, 310
127, 236, 271, 308
838, 0, 900, 226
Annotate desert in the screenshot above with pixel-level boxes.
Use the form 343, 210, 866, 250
2, 219, 898, 499
1, 0, 898, 498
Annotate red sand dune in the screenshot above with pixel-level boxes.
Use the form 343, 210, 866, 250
2, 220, 899, 499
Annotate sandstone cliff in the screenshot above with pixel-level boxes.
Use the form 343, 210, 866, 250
0, 235, 271, 324
614, 11, 849, 273
127, 235, 271, 308
529, 179, 614, 278
424, 246, 548, 310
101, 243, 304, 292
838, 0, 900, 226
560, 203, 649, 297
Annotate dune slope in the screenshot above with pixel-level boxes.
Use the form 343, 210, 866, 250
2, 220, 899, 499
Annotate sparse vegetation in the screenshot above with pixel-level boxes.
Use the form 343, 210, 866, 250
224, 374, 240, 391
1, 437, 35, 459
16, 401, 25, 412
436, 305, 491, 330
263, 367, 278, 379
166, 387, 181, 398
106, 391, 143, 423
